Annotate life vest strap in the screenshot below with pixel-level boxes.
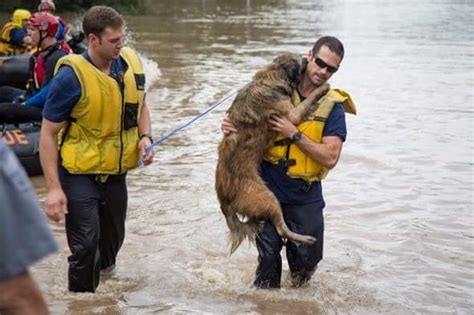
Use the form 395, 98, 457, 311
312, 116, 327, 122
277, 159, 296, 168
134, 73, 145, 91
274, 138, 292, 146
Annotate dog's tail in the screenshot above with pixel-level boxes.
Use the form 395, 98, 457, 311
225, 212, 260, 255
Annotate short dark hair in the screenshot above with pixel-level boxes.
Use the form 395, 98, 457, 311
312, 36, 345, 61
83, 6, 124, 37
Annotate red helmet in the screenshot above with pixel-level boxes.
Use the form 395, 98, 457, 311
38, 1, 56, 13
29, 12, 58, 37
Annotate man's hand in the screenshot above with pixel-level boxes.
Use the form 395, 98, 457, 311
138, 137, 154, 166
45, 188, 68, 222
269, 115, 298, 138
221, 114, 238, 134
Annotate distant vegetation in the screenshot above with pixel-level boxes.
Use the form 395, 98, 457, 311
0, 0, 145, 14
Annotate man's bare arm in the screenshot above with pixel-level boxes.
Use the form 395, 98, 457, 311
39, 118, 68, 222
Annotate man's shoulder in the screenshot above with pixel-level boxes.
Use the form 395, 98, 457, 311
9, 27, 27, 45
51, 46, 69, 58
9, 27, 25, 36
55, 64, 78, 81
49, 65, 81, 96
332, 102, 346, 114
327, 103, 346, 122
45, 48, 69, 66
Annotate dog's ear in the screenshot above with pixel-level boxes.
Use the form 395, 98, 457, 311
283, 54, 302, 86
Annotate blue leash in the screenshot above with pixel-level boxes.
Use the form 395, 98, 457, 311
138, 88, 238, 166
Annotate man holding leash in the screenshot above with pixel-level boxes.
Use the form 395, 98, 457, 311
40, 6, 154, 293
222, 36, 356, 288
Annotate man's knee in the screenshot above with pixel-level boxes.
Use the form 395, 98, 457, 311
71, 231, 98, 255
258, 250, 281, 275
0, 271, 48, 315
290, 268, 316, 287
287, 242, 322, 287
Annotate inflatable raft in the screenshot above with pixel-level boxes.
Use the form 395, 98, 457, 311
1, 122, 42, 176
0, 54, 30, 89
0, 35, 86, 90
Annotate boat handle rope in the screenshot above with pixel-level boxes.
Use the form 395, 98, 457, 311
138, 88, 238, 167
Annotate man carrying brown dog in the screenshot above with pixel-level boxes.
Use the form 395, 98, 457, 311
222, 36, 356, 288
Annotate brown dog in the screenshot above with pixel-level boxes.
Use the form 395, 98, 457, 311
215, 53, 329, 254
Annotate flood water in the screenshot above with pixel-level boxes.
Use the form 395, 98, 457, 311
7, 0, 474, 313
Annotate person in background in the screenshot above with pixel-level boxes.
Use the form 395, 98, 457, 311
37, 0, 87, 54
221, 36, 356, 289
38, 0, 68, 42
0, 140, 58, 315
0, 12, 71, 124
0, 9, 33, 56
40, 5, 154, 293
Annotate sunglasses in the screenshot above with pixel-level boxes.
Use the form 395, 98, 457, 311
313, 57, 339, 73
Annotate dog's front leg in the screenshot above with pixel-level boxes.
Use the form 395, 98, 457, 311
288, 83, 330, 124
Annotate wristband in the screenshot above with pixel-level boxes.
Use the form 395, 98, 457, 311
291, 131, 302, 143
140, 133, 153, 143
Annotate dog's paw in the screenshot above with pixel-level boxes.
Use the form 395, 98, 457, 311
292, 235, 317, 246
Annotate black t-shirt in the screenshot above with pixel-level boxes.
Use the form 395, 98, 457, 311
43, 49, 68, 87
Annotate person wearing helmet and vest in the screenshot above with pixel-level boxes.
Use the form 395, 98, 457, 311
40, 6, 154, 293
38, 0, 68, 42
0, 12, 71, 124
221, 36, 356, 289
38, 0, 87, 54
0, 9, 33, 56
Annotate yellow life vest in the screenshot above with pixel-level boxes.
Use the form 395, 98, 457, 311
0, 22, 30, 56
56, 47, 145, 175
264, 88, 356, 183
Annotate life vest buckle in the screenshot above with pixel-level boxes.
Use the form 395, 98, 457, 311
301, 182, 312, 192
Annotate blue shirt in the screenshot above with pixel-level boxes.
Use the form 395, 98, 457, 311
9, 27, 28, 47
260, 102, 347, 205
43, 53, 128, 122
55, 20, 65, 41
24, 81, 51, 108
0, 141, 58, 280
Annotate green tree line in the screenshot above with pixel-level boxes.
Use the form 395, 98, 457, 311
0, 0, 144, 14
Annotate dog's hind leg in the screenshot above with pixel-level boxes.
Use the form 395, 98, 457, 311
224, 211, 260, 255
267, 202, 317, 246
234, 183, 316, 246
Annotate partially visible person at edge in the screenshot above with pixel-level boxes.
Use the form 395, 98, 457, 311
40, 5, 154, 293
221, 36, 357, 289
38, 0, 68, 42
0, 141, 58, 315
0, 12, 71, 124
0, 9, 33, 56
